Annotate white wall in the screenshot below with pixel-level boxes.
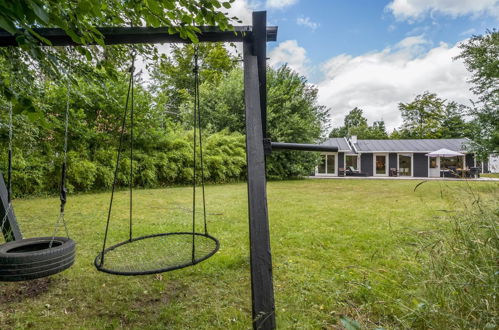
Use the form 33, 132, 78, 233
489, 154, 499, 173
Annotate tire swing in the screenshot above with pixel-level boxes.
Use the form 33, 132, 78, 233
94, 49, 219, 276
0, 65, 76, 282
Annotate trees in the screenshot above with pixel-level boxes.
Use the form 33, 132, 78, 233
456, 29, 499, 157
396, 92, 473, 139
0, 1, 236, 51
0, 0, 238, 114
150, 43, 237, 124
329, 107, 388, 139
196, 64, 330, 178
440, 102, 471, 138
398, 92, 445, 139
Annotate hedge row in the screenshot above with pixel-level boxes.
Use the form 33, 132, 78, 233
4, 130, 246, 196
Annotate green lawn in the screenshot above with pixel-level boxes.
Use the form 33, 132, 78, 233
482, 173, 499, 178
1, 179, 497, 329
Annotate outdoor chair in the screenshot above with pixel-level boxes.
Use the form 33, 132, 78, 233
338, 168, 345, 176
389, 168, 398, 176
346, 166, 368, 177
468, 167, 481, 178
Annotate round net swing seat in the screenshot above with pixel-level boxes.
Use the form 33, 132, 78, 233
94, 232, 219, 275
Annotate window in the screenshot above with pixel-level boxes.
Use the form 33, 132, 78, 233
317, 153, 336, 175
429, 157, 437, 168
440, 157, 463, 169
345, 155, 358, 170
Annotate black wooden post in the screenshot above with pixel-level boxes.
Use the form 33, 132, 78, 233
0, 172, 22, 241
244, 37, 276, 329
253, 11, 268, 139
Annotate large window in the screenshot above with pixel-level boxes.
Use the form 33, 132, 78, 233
345, 155, 358, 171
429, 157, 438, 168
440, 157, 463, 169
317, 154, 336, 175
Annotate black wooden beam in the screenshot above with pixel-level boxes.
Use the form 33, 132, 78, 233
244, 41, 276, 329
0, 26, 278, 47
271, 142, 339, 152
0, 172, 22, 242
252, 11, 268, 139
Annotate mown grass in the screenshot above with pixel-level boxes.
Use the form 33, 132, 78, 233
0, 179, 497, 329
482, 173, 499, 178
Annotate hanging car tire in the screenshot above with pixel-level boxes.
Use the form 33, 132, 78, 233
0, 237, 75, 281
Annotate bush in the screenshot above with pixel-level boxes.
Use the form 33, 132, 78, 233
67, 153, 97, 192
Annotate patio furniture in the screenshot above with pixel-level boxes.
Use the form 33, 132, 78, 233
389, 168, 398, 176
468, 167, 481, 178
338, 168, 345, 177
346, 166, 368, 177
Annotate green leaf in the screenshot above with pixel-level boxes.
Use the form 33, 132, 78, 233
340, 316, 361, 330
27, 28, 52, 46
0, 15, 18, 35
29, 1, 49, 24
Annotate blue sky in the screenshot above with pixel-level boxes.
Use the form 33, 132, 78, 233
267, 1, 497, 66
228, 0, 499, 131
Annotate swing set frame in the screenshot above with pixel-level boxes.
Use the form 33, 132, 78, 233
0, 11, 338, 329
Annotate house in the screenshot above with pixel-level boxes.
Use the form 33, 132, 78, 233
315, 137, 476, 178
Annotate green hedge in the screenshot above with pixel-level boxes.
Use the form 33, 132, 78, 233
2, 130, 246, 196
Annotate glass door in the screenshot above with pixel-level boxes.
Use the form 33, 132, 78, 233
374, 154, 388, 176
316, 153, 337, 175
326, 154, 336, 174
398, 154, 412, 176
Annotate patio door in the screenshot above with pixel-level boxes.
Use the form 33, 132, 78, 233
374, 154, 388, 176
398, 154, 412, 176
429, 156, 440, 177
316, 153, 337, 176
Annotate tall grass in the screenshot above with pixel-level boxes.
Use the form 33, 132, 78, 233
406, 183, 498, 329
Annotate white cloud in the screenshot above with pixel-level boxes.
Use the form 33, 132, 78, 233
269, 40, 309, 77
266, 0, 298, 9
386, 0, 499, 20
227, 0, 256, 24
316, 37, 475, 131
296, 17, 319, 30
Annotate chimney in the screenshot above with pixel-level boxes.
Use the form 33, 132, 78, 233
350, 135, 357, 144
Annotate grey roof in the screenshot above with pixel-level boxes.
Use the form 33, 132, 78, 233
354, 138, 471, 153
320, 137, 352, 152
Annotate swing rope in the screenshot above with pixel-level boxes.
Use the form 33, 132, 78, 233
1, 48, 15, 240
2, 48, 72, 244
94, 47, 219, 276
49, 62, 72, 247
191, 46, 209, 262
99, 52, 136, 266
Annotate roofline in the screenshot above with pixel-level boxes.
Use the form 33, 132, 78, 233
356, 150, 471, 154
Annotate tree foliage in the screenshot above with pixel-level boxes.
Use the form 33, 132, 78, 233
396, 92, 471, 139
195, 64, 330, 178
329, 107, 388, 139
0, 0, 238, 110
456, 29, 499, 157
